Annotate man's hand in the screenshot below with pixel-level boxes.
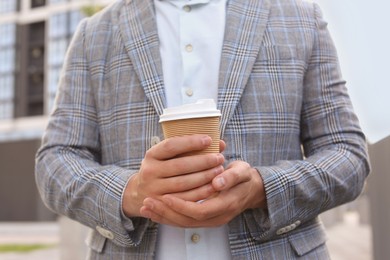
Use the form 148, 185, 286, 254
139, 160, 267, 227
122, 135, 225, 217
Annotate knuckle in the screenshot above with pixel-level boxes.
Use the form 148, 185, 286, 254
161, 138, 177, 154
140, 163, 154, 178
231, 169, 241, 182
144, 149, 154, 160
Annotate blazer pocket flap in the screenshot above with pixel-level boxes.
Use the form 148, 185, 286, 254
85, 229, 107, 253
287, 223, 327, 256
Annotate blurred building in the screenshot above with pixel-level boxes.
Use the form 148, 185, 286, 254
0, 0, 110, 221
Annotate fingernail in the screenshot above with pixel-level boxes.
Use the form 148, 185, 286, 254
214, 165, 224, 175
216, 153, 224, 164
202, 136, 212, 146
215, 176, 226, 189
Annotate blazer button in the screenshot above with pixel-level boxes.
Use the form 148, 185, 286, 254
285, 225, 293, 232
276, 227, 286, 235
96, 226, 115, 240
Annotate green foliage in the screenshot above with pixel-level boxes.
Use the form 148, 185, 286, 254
0, 244, 55, 253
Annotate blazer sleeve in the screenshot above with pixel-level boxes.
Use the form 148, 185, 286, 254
35, 18, 149, 248
245, 2, 370, 241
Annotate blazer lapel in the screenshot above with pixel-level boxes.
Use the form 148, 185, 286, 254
218, 0, 271, 136
118, 0, 270, 121
119, 0, 166, 115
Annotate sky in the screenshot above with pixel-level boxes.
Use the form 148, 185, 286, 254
314, 0, 390, 144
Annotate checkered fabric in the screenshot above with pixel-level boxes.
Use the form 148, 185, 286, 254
35, 0, 370, 259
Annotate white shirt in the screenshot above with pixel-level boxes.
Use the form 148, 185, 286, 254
155, 0, 226, 107
154, 0, 232, 259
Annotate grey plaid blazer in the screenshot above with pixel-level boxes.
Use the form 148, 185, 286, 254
35, 0, 370, 259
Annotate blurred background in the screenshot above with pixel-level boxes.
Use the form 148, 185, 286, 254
0, 0, 388, 259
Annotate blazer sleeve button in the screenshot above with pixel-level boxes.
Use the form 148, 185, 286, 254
96, 226, 115, 240
276, 227, 286, 235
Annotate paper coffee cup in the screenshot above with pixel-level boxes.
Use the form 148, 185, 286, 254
159, 99, 221, 155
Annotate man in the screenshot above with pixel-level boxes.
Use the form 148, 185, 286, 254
35, 0, 370, 259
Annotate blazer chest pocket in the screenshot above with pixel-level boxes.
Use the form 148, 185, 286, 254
257, 44, 297, 61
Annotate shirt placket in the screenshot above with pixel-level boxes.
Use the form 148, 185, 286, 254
179, 5, 210, 257
180, 2, 198, 104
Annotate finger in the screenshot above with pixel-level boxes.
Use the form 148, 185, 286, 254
171, 184, 217, 202
140, 198, 191, 227
141, 197, 227, 228
138, 152, 223, 187
162, 194, 228, 222
162, 165, 224, 194
219, 140, 226, 153
148, 135, 212, 160
162, 153, 224, 178
212, 161, 253, 191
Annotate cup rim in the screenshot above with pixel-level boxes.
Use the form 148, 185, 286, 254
159, 99, 221, 122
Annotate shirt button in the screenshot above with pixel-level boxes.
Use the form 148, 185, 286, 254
191, 233, 200, 243
183, 5, 191, 12
150, 136, 161, 146
185, 88, 194, 97
185, 44, 193, 52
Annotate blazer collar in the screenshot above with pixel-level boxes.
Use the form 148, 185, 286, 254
119, 0, 271, 129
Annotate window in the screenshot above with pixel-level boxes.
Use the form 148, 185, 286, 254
48, 0, 68, 4
0, 24, 16, 120
0, 0, 19, 14
31, 0, 46, 8
46, 10, 83, 113
15, 21, 45, 117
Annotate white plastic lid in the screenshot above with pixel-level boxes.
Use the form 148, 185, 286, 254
159, 99, 221, 122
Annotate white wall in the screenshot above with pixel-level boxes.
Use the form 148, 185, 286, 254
314, 0, 390, 144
